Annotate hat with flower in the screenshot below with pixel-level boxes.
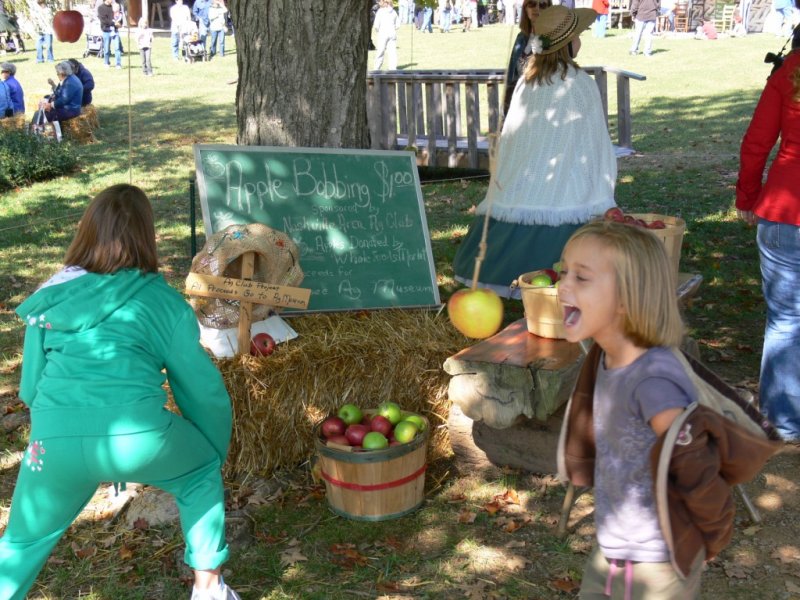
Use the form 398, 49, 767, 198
526, 5, 597, 55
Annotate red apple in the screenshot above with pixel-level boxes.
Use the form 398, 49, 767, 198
648, 220, 666, 229
321, 416, 346, 439
447, 288, 503, 339
53, 10, 84, 43
541, 268, 559, 283
345, 424, 370, 446
326, 435, 351, 447
370, 414, 393, 436
250, 333, 276, 356
604, 207, 625, 222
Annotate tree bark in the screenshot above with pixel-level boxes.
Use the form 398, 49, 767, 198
230, 0, 372, 149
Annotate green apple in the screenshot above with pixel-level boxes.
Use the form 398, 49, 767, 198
377, 401, 403, 425
362, 431, 389, 450
337, 403, 363, 425
393, 420, 419, 443
401, 414, 426, 432
530, 273, 552, 287
447, 287, 504, 339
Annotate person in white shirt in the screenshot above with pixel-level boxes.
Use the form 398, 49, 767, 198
373, 0, 400, 70
170, 0, 192, 60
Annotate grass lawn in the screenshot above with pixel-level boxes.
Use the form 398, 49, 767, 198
0, 24, 793, 600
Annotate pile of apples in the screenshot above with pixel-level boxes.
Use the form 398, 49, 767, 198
526, 266, 561, 289
320, 401, 426, 450
603, 207, 666, 230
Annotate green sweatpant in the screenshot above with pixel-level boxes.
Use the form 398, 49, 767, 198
0, 412, 229, 600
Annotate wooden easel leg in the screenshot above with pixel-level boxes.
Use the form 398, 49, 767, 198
237, 252, 255, 356
558, 483, 589, 538
736, 484, 762, 524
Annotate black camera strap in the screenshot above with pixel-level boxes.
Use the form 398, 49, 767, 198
765, 21, 800, 77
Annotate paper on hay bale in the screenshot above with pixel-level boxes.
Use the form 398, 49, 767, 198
199, 314, 298, 358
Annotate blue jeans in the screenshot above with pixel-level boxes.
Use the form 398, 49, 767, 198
36, 33, 54, 62
594, 14, 608, 37
210, 30, 225, 57
630, 19, 656, 54
171, 31, 181, 58
102, 30, 121, 66
421, 7, 433, 32
441, 9, 451, 32
757, 219, 800, 441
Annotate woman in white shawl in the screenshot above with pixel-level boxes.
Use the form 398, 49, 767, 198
453, 5, 617, 298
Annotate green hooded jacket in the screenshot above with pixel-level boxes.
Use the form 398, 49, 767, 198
16, 267, 232, 463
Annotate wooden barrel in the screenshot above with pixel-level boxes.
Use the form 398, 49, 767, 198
516, 272, 566, 340
315, 416, 429, 521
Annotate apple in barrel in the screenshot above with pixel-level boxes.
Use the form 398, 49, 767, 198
250, 333, 276, 356
370, 414, 393, 436
393, 420, 419, 444
344, 423, 370, 446
326, 434, 351, 447
362, 431, 389, 450
377, 401, 403, 425
337, 403, 363, 425
320, 416, 346, 439
447, 288, 503, 339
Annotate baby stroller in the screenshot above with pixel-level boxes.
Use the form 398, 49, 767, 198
83, 17, 105, 59
180, 21, 206, 63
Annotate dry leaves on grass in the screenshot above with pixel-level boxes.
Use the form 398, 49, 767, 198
279, 538, 307, 567
330, 542, 370, 568
458, 508, 477, 523
550, 576, 580, 593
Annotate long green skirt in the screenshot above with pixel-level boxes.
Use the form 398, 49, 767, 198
452, 216, 582, 298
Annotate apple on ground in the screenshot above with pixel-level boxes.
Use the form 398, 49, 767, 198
370, 414, 393, 436
326, 434, 351, 447
320, 416, 346, 439
250, 333, 276, 356
345, 423, 370, 446
362, 431, 389, 450
447, 287, 504, 339
393, 420, 419, 443
337, 403, 363, 425
377, 401, 403, 425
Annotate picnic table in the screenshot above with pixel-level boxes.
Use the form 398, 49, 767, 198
443, 273, 703, 475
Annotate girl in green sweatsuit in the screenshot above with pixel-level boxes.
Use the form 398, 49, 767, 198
0, 185, 241, 600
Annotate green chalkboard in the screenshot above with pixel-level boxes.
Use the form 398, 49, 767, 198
194, 145, 441, 312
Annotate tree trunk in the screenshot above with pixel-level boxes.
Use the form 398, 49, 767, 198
230, 0, 372, 149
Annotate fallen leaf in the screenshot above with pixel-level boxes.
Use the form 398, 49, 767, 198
722, 561, 751, 579
71, 543, 97, 560
279, 547, 307, 567
483, 500, 502, 515
742, 526, 760, 536
447, 493, 467, 503
550, 577, 579, 592
118, 545, 134, 560
458, 509, 477, 523
505, 540, 526, 549
132, 517, 149, 530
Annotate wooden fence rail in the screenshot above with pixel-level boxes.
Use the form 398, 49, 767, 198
366, 67, 646, 169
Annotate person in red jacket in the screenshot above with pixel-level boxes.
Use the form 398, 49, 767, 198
735, 39, 800, 443
592, 0, 609, 37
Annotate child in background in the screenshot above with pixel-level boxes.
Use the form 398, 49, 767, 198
556, 221, 779, 599
0, 184, 241, 600
137, 17, 154, 75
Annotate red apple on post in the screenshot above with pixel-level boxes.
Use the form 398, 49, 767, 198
603, 207, 625, 222
447, 287, 503, 339
345, 424, 370, 447
250, 333, 276, 356
320, 416, 346, 439
53, 10, 84, 43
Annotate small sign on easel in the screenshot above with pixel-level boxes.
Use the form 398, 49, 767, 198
184, 252, 311, 355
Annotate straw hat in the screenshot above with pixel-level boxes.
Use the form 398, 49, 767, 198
534, 6, 597, 54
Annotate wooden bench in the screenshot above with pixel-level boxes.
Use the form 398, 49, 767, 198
367, 67, 646, 169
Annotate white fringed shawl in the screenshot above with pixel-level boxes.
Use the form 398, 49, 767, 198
477, 66, 618, 226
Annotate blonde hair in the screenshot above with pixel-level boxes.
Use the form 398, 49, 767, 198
563, 221, 685, 348
522, 45, 578, 85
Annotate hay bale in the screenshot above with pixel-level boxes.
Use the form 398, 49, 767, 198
61, 109, 97, 144
0, 113, 25, 131
216, 309, 467, 480
81, 104, 99, 129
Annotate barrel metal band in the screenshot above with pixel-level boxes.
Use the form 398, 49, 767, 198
321, 464, 427, 491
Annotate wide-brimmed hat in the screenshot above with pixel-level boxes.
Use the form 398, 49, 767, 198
535, 6, 596, 54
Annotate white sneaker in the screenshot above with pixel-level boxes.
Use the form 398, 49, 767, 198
190, 577, 241, 600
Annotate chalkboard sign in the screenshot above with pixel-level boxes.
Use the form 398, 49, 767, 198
194, 145, 441, 312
